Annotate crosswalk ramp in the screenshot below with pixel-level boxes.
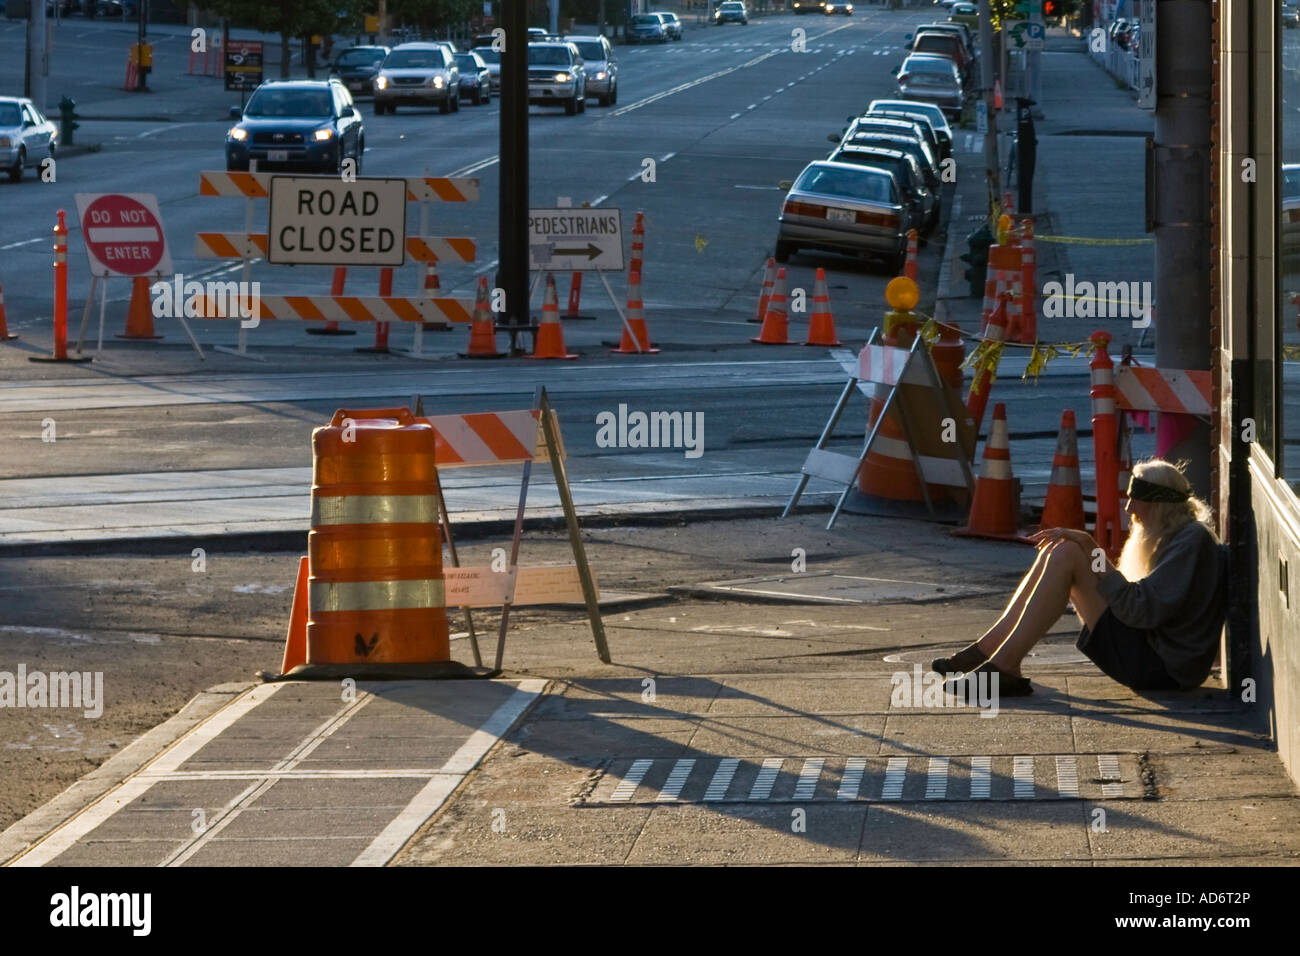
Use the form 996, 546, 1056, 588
582, 754, 1139, 805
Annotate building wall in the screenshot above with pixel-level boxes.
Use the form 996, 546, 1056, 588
1220, 0, 1300, 786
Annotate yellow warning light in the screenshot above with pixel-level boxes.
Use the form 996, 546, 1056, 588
885, 276, 919, 311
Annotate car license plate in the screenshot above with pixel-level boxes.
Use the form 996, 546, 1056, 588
826, 208, 855, 224
268, 150, 289, 162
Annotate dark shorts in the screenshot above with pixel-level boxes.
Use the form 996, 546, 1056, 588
1077, 609, 1180, 690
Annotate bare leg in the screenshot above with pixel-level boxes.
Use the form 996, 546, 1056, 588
989, 540, 1097, 676
975, 544, 1056, 655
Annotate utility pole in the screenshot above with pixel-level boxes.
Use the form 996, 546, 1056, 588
29, 0, 48, 110
498, 0, 529, 355
978, 0, 999, 211
1151, 0, 1212, 495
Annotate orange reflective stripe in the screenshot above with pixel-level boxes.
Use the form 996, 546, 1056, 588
463, 412, 534, 461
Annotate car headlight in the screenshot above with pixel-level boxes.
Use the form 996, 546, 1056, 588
229, 128, 248, 142
313, 128, 334, 142
554, 72, 571, 82
375, 75, 389, 90
432, 75, 445, 88
595, 71, 607, 80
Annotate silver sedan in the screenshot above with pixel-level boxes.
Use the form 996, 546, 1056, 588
776, 160, 913, 271
0, 97, 58, 183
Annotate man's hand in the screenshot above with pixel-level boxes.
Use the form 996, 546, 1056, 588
1028, 527, 1098, 553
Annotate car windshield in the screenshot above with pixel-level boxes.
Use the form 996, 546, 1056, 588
907, 57, 958, 76
573, 41, 606, 60
336, 49, 384, 66
0, 104, 21, 127
528, 46, 573, 65
454, 54, 481, 69
721, 2, 744, 8
473, 47, 500, 64
632, 15, 659, 25
244, 89, 333, 117
797, 166, 893, 203
839, 153, 905, 181
385, 50, 444, 69
915, 35, 958, 54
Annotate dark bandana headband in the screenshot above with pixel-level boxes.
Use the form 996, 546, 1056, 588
1128, 476, 1190, 503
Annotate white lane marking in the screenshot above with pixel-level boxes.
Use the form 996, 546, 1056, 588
747, 103, 757, 109
353, 679, 547, 865
793, 758, 825, 801
881, 756, 907, 799
748, 757, 784, 801
610, 758, 654, 802
970, 756, 991, 799
656, 758, 696, 801
703, 758, 740, 801
1098, 755, 1124, 798
449, 155, 499, 177
659, 151, 676, 162
609, 50, 780, 117
0, 237, 44, 251
591, 194, 608, 206
1055, 755, 1079, 799
7, 683, 287, 867
837, 757, 867, 800
925, 757, 950, 799
730, 112, 741, 119
1013, 755, 1035, 798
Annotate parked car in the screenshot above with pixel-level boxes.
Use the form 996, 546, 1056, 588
908, 29, 971, 81
824, 1, 853, 14
373, 43, 460, 114
792, 0, 825, 12
527, 41, 587, 114
714, 1, 748, 24
897, 52, 964, 119
828, 144, 937, 235
948, 1, 978, 27
915, 21, 975, 59
776, 160, 913, 271
628, 13, 668, 43
567, 34, 618, 105
330, 45, 389, 97
454, 52, 492, 104
867, 98, 953, 160
840, 130, 942, 196
225, 80, 364, 174
0, 96, 57, 183
851, 113, 945, 170
653, 11, 683, 39
472, 45, 502, 91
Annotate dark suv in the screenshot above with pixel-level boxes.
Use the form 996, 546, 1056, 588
226, 80, 365, 174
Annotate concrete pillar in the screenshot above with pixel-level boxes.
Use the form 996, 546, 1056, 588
1152, 0, 1212, 495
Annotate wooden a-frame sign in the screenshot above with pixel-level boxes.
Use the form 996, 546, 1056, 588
784, 329, 977, 528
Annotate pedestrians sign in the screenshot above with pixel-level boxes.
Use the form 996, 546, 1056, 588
1009, 21, 1044, 51
528, 208, 625, 271
267, 177, 407, 266
224, 40, 264, 92
74, 193, 173, 278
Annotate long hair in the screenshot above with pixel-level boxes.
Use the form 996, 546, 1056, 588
1115, 459, 1215, 581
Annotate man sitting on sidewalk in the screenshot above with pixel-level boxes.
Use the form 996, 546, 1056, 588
931, 459, 1227, 696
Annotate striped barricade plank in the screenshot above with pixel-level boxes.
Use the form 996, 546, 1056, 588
191, 294, 473, 324
195, 233, 475, 263
1114, 366, 1212, 416
424, 410, 552, 467
859, 344, 927, 387
199, 171, 271, 198
404, 177, 481, 203
199, 172, 480, 204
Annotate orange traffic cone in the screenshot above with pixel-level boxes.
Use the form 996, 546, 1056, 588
953, 403, 1030, 543
463, 275, 504, 358
279, 555, 309, 675
612, 262, 660, 354
751, 267, 791, 344
994, 79, 1003, 110
1039, 410, 1086, 532
527, 273, 578, 360
804, 268, 841, 346
117, 275, 163, 340
422, 262, 450, 331
0, 281, 16, 341
750, 256, 775, 323
903, 228, 919, 280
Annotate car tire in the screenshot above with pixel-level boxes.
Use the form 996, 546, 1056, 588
775, 240, 794, 263
609, 83, 618, 105
9, 148, 24, 183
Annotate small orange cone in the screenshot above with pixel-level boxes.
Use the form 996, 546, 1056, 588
280, 555, 309, 675
422, 262, 450, 331
750, 256, 776, 323
0, 281, 16, 341
117, 275, 163, 340
1039, 410, 1086, 532
953, 403, 1031, 543
527, 273, 578, 360
903, 228, 919, 280
994, 79, 1003, 110
612, 262, 660, 354
463, 275, 504, 358
751, 267, 791, 344
804, 268, 841, 346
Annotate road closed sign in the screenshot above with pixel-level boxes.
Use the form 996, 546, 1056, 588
74, 193, 173, 277
267, 177, 407, 266
528, 208, 624, 272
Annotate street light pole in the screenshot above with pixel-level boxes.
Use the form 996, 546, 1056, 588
497, 0, 529, 355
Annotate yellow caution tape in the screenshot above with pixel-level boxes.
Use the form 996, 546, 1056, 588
1033, 235, 1154, 245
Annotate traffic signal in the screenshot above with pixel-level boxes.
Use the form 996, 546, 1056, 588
1044, 0, 1057, 15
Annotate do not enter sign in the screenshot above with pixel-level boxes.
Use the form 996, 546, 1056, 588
74, 193, 173, 277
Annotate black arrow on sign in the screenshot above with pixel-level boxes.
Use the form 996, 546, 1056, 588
552, 243, 603, 260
